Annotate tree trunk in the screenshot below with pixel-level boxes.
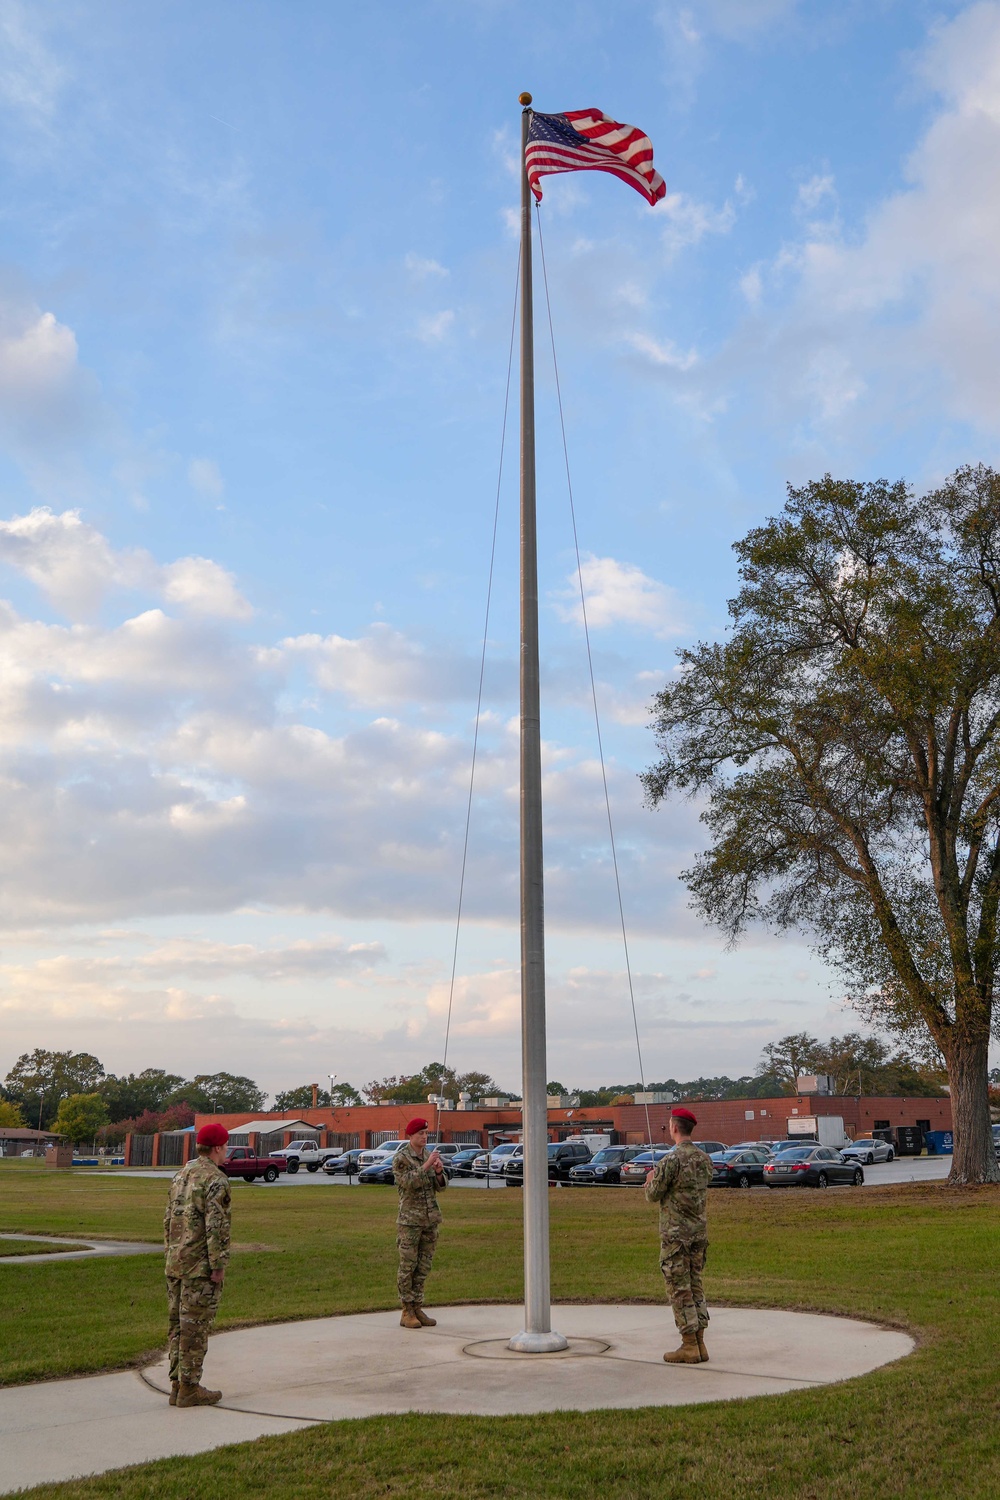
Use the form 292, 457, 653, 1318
945, 1034, 1000, 1184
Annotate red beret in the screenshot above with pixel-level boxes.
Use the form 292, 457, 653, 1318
404, 1117, 428, 1136
197, 1123, 229, 1148
671, 1107, 697, 1125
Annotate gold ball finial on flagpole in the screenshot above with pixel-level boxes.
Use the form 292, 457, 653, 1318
519, 92, 532, 106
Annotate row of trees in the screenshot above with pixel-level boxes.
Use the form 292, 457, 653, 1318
1, 1050, 268, 1133
558, 1031, 946, 1107
2, 1026, 952, 1145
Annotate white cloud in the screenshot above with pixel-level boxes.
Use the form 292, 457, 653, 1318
282, 623, 501, 705
734, 4, 1000, 441
188, 458, 225, 499
0, 507, 251, 620
553, 555, 686, 638
797, 173, 836, 212
655, 189, 737, 261
0, 3, 65, 128
415, 309, 455, 343
0, 297, 102, 476
625, 332, 697, 371
404, 253, 449, 279
161, 556, 252, 620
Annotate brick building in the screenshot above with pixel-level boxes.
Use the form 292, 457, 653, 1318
124, 1090, 953, 1166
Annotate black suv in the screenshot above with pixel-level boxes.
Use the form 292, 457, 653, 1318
505, 1139, 592, 1186
568, 1146, 645, 1185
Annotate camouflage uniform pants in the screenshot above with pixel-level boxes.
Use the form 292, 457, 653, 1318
396, 1223, 439, 1306
166, 1275, 222, 1387
659, 1237, 709, 1335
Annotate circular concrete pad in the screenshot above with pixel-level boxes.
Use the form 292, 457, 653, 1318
145, 1304, 913, 1418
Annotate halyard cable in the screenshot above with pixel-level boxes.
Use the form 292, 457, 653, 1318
434, 245, 521, 1150
535, 204, 654, 1150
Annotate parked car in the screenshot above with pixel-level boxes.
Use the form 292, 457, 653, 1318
708, 1147, 772, 1188
568, 1146, 646, 1186
620, 1148, 673, 1184
447, 1147, 484, 1178
992, 1124, 1000, 1159
763, 1145, 864, 1189
219, 1146, 286, 1183
322, 1148, 365, 1176
840, 1137, 894, 1165
692, 1140, 726, 1156
480, 1142, 520, 1178
505, 1139, 593, 1186
358, 1140, 408, 1168
274, 1140, 346, 1174
358, 1158, 397, 1185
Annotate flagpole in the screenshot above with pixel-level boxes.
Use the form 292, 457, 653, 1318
508, 92, 567, 1356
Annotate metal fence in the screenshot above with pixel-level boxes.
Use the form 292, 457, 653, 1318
131, 1134, 154, 1167
327, 1133, 360, 1149
371, 1130, 404, 1146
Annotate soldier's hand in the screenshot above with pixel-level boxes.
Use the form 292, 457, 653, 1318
644, 1169, 655, 1183
210, 1269, 225, 1285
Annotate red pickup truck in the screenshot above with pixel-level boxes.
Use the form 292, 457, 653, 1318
220, 1146, 286, 1183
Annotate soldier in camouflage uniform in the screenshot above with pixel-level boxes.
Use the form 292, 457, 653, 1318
394, 1116, 447, 1329
163, 1121, 232, 1406
644, 1106, 714, 1364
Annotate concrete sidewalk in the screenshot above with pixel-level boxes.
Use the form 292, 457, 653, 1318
0, 1304, 913, 1493
0, 1234, 162, 1265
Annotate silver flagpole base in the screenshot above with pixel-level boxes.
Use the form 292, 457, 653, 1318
507, 1328, 569, 1354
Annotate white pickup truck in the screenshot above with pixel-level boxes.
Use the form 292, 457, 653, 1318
273, 1140, 343, 1174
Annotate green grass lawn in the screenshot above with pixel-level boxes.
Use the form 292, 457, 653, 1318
0, 1237, 80, 1257
2, 1165, 998, 1499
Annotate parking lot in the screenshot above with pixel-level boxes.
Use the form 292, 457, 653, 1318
100, 1153, 954, 1189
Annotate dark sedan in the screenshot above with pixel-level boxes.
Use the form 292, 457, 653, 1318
568, 1146, 645, 1186
358, 1158, 397, 1185
448, 1148, 485, 1178
709, 1147, 772, 1188
763, 1145, 864, 1189
322, 1148, 365, 1176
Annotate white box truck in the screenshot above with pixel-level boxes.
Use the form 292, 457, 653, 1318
786, 1116, 846, 1148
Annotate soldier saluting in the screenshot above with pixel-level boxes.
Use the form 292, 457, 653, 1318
394, 1117, 447, 1329
163, 1121, 232, 1406
644, 1106, 714, 1364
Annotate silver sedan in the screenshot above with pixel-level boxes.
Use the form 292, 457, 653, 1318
840, 1137, 894, 1164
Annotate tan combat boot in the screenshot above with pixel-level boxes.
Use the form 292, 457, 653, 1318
400, 1304, 422, 1329
663, 1330, 703, 1365
413, 1306, 436, 1326
696, 1329, 709, 1362
175, 1383, 223, 1407
169, 1380, 179, 1405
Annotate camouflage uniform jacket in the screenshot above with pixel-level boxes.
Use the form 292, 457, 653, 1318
394, 1142, 446, 1228
644, 1141, 713, 1244
163, 1154, 232, 1278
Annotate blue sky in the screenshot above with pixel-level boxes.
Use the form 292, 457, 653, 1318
0, 0, 996, 1099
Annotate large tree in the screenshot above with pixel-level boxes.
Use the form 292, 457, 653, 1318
4, 1050, 106, 1130
166, 1072, 267, 1114
99, 1069, 185, 1123
643, 468, 1000, 1183
54, 1093, 110, 1146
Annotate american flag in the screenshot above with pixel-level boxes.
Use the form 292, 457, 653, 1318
525, 109, 666, 206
